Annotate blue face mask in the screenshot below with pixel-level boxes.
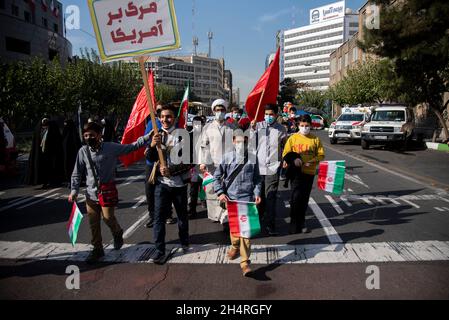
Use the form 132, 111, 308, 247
264, 115, 276, 125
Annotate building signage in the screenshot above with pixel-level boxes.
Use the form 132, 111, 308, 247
310, 1, 345, 25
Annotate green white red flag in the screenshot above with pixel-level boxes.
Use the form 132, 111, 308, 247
317, 160, 346, 195
227, 201, 261, 238
67, 202, 83, 246
177, 84, 189, 128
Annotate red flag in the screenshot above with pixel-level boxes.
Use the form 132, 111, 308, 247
177, 84, 189, 129
119, 70, 157, 167
245, 47, 280, 122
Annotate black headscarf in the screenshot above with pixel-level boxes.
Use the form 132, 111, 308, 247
62, 119, 82, 182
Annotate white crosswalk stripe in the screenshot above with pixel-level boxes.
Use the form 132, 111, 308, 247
17, 193, 60, 210
1, 240, 448, 264
309, 197, 343, 244
0, 188, 61, 212
435, 207, 445, 212
324, 195, 344, 214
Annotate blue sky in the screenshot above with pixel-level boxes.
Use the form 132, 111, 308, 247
63, 0, 366, 102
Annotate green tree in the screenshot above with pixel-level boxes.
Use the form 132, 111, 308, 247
297, 89, 328, 111
358, 0, 449, 140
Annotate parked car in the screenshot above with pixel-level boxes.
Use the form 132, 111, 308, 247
361, 104, 415, 150
328, 108, 369, 144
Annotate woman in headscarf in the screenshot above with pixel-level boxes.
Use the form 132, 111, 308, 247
62, 119, 82, 184
26, 118, 64, 188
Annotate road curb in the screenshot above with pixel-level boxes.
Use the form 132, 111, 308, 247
426, 142, 449, 152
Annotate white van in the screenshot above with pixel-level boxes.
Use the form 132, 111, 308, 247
361, 105, 414, 150
328, 108, 369, 144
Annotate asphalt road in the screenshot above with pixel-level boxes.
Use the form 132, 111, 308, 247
1, 130, 449, 300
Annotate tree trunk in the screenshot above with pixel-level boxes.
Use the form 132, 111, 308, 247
432, 106, 449, 142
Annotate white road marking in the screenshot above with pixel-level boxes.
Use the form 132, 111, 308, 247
324, 195, 344, 214
0, 191, 5, 196
435, 207, 445, 212
387, 197, 401, 205
1, 240, 448, 264
0, 188, 61, 212
17, 193, 60, 210
399, 198, 420, 209
132, 195, 146, 209
345, 174, 370, 189
374, 197, 387, 205
439, 197, 449, 204
308, 197, 343, 244
119, 174, 145, 187
122, 211, 149, 239
442, 207, 449, 212
361, 197, 374, 205
340, 195, 352, 207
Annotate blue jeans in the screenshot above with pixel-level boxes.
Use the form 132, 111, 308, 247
154, 182, 189, 255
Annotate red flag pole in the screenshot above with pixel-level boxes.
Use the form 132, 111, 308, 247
138, 56, 166, 167
254, 88, 266, 122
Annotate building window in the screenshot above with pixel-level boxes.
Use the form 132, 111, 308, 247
344, 53, 348, 67
53, 23, 59, 33
338, 57, 342, 71
11, 4, 19, 16
24, 10, 31, 22
0, 0, 5, 10
42, 18, 48, 28
5, 36, 31, 55
349, 22, 358, 27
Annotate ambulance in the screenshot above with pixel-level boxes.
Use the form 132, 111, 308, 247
328, 106, 370, 144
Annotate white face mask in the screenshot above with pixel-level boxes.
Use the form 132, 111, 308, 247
299, 126, 311, 136
215, 111, 225, 121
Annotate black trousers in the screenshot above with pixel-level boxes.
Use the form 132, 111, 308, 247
290, 172, 315, 230
145, 165, 155, 219
258, 173, 280, 230
189, 177, 203, 213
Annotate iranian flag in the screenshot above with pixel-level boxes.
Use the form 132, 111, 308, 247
227, 201, 261, 238
67, 202, 83, 246
317, 160, 346, 195
177, 84, 189, 129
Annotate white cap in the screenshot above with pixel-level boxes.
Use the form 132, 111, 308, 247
211, 99, 228, 111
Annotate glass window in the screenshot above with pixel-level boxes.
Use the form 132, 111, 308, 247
24, 10, 30, 22
338, 114, 364, 122
372, 111, 405, 122
352, 47, 358, 62
344, 53, 348, 67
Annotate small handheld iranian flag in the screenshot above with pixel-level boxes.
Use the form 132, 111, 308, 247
317, 160, 346, 195
67, 202, 84, 246
227, 201, 261, 238
199, 172, 215, 200
177, 83, 189, 129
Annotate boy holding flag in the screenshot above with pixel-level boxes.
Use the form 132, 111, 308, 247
214, 132, 262, 277
282, 114, 325, 234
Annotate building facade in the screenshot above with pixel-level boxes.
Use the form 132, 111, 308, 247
0, 0, 72, 64
176, 54, 225, 105
329, 1, 379, 87
281, 1, 358, 91
146, 56, 194, 93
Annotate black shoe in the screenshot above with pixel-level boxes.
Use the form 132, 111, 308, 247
113, 230, 124, 250
266, 227, 279, 236
151, 252, 166, 265
166, 217, 177, 224
182, 245, 191, 254
145, 218, 154, 228
86, 248, 105, 264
